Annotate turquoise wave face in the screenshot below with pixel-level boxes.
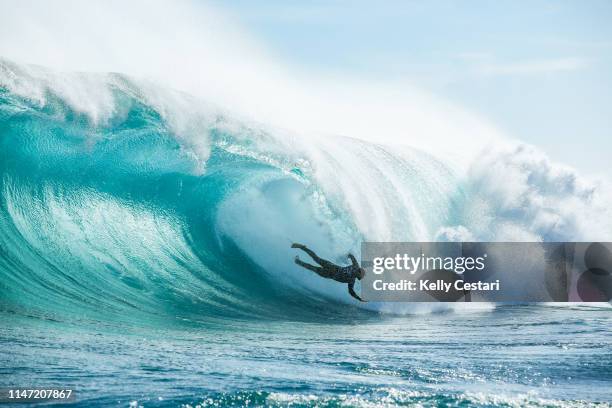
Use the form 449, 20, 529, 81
0, 69, 429, 324
0, 83, 342, 323
0, 60, 469, 323
5, 59, 610, 327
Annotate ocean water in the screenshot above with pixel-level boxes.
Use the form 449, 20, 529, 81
2, 305, 611, 407
1, 60, 611, 407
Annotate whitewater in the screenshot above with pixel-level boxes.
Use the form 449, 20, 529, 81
2, 58, 609, 317
0, 58, 461, 317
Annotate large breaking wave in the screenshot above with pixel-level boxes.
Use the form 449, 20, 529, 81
1, 60, 610, 323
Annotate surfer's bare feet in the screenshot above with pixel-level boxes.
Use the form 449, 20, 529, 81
294, 255, 300, 263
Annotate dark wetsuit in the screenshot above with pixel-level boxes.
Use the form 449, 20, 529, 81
293, 245, 364, 302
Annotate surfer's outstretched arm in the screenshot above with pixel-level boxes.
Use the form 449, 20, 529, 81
348, 253, 359, 268
348, 282, 366, 302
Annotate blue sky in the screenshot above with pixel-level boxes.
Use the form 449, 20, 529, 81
213, 0, 612, 177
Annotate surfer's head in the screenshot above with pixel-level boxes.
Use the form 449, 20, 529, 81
357, 267, 366, 280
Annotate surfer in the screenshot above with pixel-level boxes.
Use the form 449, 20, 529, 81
291, 243, 366, 302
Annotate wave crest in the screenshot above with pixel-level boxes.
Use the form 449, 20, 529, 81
1, 60, 610, 322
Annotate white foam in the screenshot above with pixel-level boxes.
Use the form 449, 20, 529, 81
0, 0, 505, 168
439, 143, 612, 242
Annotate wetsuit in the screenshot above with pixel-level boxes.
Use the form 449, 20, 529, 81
293, 245, 364, 302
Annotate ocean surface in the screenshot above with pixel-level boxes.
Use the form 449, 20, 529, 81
1, 305, 611, 407
1, 60, 611, 407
